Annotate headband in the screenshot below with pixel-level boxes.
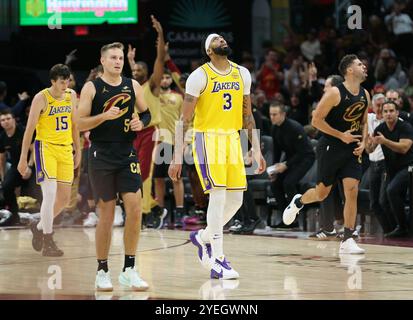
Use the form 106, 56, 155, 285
205, 33, 220, 53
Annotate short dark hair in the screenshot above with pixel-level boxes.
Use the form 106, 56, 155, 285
136, 61, 148, 72
327, 74, 344, 87
0, 81, 7, 96
0, 108, 14, 117
269, 102, 287, 113
49, 64, 71, 81
101, 42, 124, 56
338, 54, 359, 76
382, 99, 399, 110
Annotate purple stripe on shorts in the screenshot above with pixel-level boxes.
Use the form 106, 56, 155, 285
195, 132, 212, 191
34, 140, 44, 183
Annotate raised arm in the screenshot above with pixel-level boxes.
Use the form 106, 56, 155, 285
148, 15, 166, 97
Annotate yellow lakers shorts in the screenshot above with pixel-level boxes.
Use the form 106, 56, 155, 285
193, 131, 247, 193
34, 140, 74, 185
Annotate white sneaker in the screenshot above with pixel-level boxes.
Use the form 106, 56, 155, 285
282, 194, 303, 225
83, 212, 98, 227
119, 267, 149, 291
210, 257, 240, 280
95, 270, 113, 292
114, 206, 124, 227
339, 238, 365, 254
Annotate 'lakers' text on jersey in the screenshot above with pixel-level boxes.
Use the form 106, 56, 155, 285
90, 77, 136, 142
193, 62, 244, 133
36, 89, 73, 145
324, 83, 368, 148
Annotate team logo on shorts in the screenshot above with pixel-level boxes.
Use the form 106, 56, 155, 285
204, 178, 210, 187
38, 172, 44, 179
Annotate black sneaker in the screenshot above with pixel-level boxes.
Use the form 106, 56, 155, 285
233, 219, 261, 235
228, 220, 243, 232
270, 221, 300, 230
0, 212, 21, 227
42, 233, 64, 257
30, 221, 43, 252
152, 207, 168, 229
309, 229, 337, 241
174, 208, 185, 228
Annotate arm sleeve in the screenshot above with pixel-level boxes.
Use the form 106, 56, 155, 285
239, 66, 252, 95
400, 122, 413, 140
185, 68, 207, 97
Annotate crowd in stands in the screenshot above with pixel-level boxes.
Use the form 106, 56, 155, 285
1, 1, 413, 240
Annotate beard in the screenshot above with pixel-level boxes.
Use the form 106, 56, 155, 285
212, 45, 232, 57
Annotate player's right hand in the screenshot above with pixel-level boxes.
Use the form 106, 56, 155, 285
104, 106, 120, 120
340, 129, 362, 144
17, 159, 28, 177
168, 159, 182, 182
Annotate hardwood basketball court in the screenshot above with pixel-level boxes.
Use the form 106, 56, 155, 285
0, 227, 412, 300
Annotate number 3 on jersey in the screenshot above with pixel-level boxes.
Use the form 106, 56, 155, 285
223, 93, 232, 110
55, 116, 68, 131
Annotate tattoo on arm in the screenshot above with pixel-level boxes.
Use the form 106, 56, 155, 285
242, 95, 257, 143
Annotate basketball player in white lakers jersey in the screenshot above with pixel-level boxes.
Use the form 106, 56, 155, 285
18, 64, 81, 257
169, 34, 266, 279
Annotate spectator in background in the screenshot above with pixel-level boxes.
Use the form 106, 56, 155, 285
162, 48, 209, 226
268, 102, 315, 228
367, 93, 393, 234
385, 1, 413, 61
300, 29, 322, 62
128, 15, 166, 228
368, 14, 389, 51
0, 109, 33, 226
366, 100, 413, 238
153, 70, 185, 227
383, 56, 408, 90
0, 81, 30, 120
385, 89, 410, 120
374, 48, 396, 83
256, 49, 283, 100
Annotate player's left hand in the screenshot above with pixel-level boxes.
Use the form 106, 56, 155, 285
74, 149, 82, 169
353, 140, 365, 156
130, 113, 144, 131
253, 150, 266, 175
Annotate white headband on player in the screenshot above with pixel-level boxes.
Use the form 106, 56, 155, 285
205, 33, 220, 53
